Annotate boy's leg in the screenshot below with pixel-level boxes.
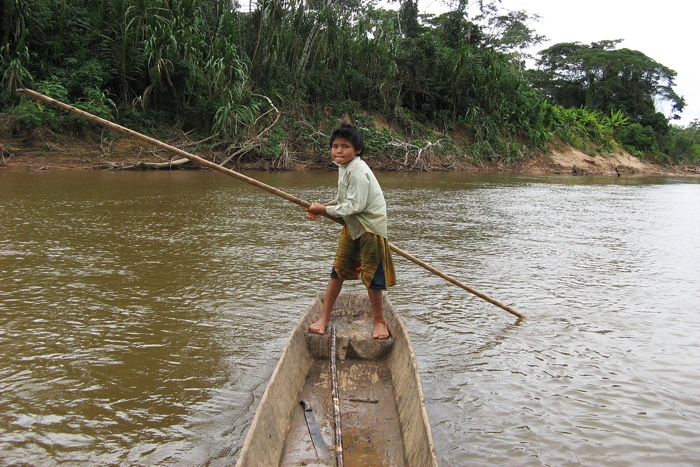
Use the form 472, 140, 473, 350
367, 287, 389, 339
309, 277, 344, 335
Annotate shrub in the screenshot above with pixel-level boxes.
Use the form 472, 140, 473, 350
13, 78, 69, 131
615, 123, 658, 156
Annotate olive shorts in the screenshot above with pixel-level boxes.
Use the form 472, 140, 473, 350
331, 225, 396, 290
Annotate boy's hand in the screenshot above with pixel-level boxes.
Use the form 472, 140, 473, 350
306, 202, 326, 220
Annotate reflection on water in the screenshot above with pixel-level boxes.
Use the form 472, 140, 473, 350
1, 170, 699, 466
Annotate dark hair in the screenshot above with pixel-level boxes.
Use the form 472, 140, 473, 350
330, 123, 365, 157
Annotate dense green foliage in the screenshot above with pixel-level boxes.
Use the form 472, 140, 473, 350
531, 41, 685, 123
1, 0, 697, 166
528, 40, 698, 164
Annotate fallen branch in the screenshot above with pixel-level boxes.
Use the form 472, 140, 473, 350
253, 94, 281, 139
219, 142, 260, 167
140, 158, 192, 169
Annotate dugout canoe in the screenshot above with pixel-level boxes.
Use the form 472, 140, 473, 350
234, 291, 439, 467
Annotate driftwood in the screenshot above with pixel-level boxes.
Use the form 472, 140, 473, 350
94, 122, 261, 171
385, 138, 447, 172
614, 165, 637, 176
108, 139, 267, 170
97, 144, 263, 171
571, 164, 603, 176
140, 158, 192, 169
218, 142, 260, 167
95, 159, 192, 170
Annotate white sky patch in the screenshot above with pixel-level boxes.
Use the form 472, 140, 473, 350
410, 0, 698, 126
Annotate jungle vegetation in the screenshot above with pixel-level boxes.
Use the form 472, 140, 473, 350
1, 0, 698, 167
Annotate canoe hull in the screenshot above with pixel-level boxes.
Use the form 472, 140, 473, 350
235, 291, 438, 467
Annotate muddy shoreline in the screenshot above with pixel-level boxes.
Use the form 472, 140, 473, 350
1, 133, 698, 177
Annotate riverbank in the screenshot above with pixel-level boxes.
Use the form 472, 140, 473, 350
1, 130, 698, 176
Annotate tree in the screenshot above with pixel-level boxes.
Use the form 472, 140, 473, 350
661, 120, 700, 165
0, 0, 33, 103
530, 40, 685, 134
1, 0, 556, 164
473, 3, 545, 57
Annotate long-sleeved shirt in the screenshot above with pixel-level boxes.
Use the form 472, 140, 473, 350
325, 157, 388, 240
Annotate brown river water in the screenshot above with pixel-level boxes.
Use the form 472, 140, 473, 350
1, 170, 699, 466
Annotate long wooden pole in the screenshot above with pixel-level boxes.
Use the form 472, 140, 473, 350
16, 88, 524, 319
330, 326, 344, 467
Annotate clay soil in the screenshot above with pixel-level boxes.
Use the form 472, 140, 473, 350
1, 129, 698, 177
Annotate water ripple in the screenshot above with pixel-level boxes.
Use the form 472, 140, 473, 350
1, 171, 699, 466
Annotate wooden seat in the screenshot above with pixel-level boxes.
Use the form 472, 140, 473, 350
306, 316, 394, 360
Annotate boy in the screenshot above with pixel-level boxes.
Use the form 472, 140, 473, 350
306, 123, 396, 339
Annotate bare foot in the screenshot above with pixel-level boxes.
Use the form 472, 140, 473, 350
309, 318, 329, 335
373, 321, 390, 339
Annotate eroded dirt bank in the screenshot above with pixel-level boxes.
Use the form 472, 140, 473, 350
1, 132, 698, 176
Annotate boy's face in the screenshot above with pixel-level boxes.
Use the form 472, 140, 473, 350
330, 137, 360, 165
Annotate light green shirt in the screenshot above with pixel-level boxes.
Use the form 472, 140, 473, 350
326, 157, 388, 240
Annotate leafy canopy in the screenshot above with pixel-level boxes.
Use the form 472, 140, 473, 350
530, 40, 685, 132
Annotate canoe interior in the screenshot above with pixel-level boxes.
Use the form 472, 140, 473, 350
235, 291, 438, 467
